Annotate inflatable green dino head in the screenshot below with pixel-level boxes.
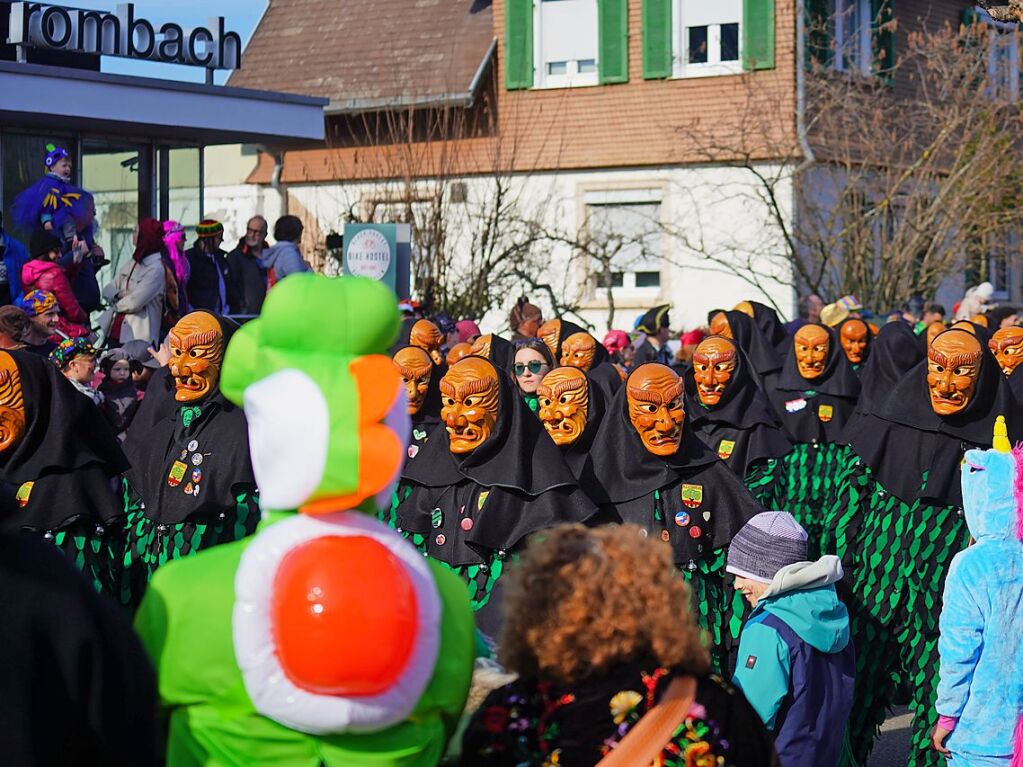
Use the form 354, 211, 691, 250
221, 273, 407, 514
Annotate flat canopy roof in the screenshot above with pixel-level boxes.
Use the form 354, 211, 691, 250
0, 61, 326, 146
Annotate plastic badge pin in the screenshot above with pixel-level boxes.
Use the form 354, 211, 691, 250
168, 461, 187, 487
680, 484, 703, 508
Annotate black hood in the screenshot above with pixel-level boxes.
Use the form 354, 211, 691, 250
849, 328, 1021, 506
747, 301, 790, 358
394, 346, 446, 428
122, 313, 255, 525
577, 364, 719, 505
770, 323, 861, 443
403, 357, 580, 495
835, 317, 875, 371
0, 350, 128, 531
853, 321, 922, 416
397, 357, 597, 555
683, 345, 793, 476
709, 310, 783, 380
776, 323, 861, 397
553, 371, 609, 481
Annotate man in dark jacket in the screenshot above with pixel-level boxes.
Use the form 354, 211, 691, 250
226, 215, 268, 316
186, 219, 233, 314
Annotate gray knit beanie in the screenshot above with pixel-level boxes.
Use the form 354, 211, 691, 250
726, 511, 808, 584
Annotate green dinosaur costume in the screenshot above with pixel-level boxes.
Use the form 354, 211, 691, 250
134, 275, 475, 765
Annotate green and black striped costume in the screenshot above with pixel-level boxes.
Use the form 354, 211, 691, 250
828, 334, 1019, 767
831, 460, 968, 767
119, 481, 259, 608
768, 324, 861, 558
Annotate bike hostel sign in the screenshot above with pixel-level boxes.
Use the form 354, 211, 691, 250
8, 2, 243, 70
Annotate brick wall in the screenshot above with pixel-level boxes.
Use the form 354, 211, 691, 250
256, 0, 799, 185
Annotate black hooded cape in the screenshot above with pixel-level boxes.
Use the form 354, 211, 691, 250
747, 301, 790, 358
576, 364, 763, 566
397, 359, 597, 565
683, 347, 793, 479
122, 314, 255, 526
768, 323, 861, 444
547, 319, 622, 396
849, 329, 1021, 508
852, 321, 922, 417
1007, 364, 1023, 408
0, 350, 128, 532
709, 310, 784, 386
478, 334, 517, 378
835, 317, 875, 373
396, 346, 446, 461
554, 371, 609, 483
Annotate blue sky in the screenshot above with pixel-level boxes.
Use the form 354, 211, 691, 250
58, 0, 268, 84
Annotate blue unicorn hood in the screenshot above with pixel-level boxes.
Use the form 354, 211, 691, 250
961, 417, 1023, 543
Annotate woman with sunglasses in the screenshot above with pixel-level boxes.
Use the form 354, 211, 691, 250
513, 339, 554, 413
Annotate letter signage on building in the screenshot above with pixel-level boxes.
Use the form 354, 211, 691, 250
7, 2, 243, 70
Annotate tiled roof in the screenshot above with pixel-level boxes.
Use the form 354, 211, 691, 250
228, 0, 496, 111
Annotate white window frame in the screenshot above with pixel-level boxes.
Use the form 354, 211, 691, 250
533, 0, 600, 89
584, 189, 664, 300
671, 0, 743, 79
832, 0, 872, 75
983, 12, 1020, 101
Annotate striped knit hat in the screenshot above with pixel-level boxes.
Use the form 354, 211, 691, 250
726, 511, 809, 584
196, 219, 224, 239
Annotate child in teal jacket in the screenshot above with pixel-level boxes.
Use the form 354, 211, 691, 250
727, 511, 855, 767
933, 439, 1023, 766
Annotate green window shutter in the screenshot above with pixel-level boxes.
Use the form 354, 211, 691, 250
505, 0, 534, 90
871, 0, 895, 78
642, 0, 672, 79
743, 0, 775, 70
806, 0, 832, 68
598, 0, 629, 83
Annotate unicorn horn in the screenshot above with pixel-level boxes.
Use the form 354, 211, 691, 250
993, 415, 1012, 453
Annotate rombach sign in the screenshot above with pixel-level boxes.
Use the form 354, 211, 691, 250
8, 2, 243, 70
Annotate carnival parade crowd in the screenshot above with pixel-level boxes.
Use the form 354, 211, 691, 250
0, 144, 1021, 767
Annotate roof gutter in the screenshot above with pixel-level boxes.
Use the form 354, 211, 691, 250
324, 37, 497, 115
796, 0, 816, 169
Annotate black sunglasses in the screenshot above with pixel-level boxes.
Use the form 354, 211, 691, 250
514, 361, 547, 375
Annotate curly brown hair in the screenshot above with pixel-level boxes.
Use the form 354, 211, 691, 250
499, 524, 711, 683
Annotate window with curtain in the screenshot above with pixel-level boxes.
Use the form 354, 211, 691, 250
534, 0, 599, 87
832, 0, 872, 74
672, 0, 743, 77
586, 199, 663, 296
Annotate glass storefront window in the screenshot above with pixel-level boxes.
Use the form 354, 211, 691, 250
81, 138, 146, 281
163, 147, 202, 236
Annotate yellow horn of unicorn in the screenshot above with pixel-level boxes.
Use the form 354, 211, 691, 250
993, 415, 1012, 453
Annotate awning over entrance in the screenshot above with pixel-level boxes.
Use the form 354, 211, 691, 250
0, 60, 326, 145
